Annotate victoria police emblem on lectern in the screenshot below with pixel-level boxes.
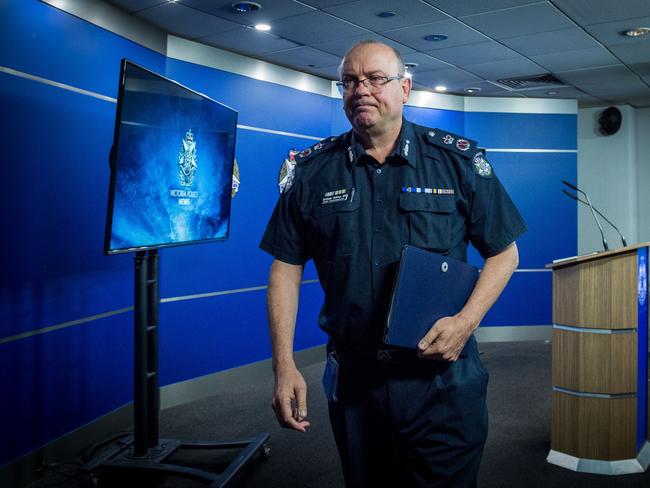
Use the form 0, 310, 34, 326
178, 129, 197, 187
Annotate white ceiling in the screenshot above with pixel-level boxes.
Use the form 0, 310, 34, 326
102, 0, 650, 107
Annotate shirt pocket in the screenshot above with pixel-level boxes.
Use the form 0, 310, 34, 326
399, 193, 455, 253
310, 198, 361, 258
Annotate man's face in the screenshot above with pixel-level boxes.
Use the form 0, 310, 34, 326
340, 44, 411, 135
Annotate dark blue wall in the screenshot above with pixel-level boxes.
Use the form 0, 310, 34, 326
0, 0, 576, 467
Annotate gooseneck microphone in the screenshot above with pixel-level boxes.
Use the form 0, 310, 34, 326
562, 181, 609, 251
562, 190, 628, 247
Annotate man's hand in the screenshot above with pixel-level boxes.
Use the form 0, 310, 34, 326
417, 314, 474, 361
271, 365, 310, 432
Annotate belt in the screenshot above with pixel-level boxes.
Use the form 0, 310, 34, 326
329, 340, 420, 365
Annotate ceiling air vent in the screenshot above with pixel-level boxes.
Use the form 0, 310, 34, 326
495, 73, 565, 90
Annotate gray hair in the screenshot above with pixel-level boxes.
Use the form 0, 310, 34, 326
338, 40, 406, 79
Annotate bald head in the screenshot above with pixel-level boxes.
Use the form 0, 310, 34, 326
339, 40, 405, 79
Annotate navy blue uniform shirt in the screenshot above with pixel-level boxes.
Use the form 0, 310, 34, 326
260, 119, 526, 350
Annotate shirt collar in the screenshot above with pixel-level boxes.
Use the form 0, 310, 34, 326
346, 118, 417, 168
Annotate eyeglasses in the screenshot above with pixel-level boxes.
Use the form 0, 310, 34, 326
336, 75, 402, 95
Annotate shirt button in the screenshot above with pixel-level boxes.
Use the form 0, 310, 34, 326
374, 228, 381, 233
376, 168, 382, 174
374, 259, 381, 266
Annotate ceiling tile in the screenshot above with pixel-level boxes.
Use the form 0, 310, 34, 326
556, 65, 639, 86
310, 34, 416, 57
299, 0, 357, 7
608, 43, 650, 65
627, 97, 650, 108
381, 19, 489, 51
199, 27, 300, 55
178, 0, 313, 23
411, 67, 482, 91
578, 80, 650, 96
463, 57, 546, 79
324, 0, 448, 31
136, 2, 240, 38
266, 11, 369, 44
501, 28, 600, 56
400, 52, 451, 72
421, 0, 542, 17
531, 47, 620, 72
303, 64, 341, 79
428, 41, 519, 66
629, 63, 650, 78
460, 3, 574, 39
454, 80, 512, 94
583, 16, 650, 46
515, 85, 586, 99
261, 46, 342, 70
551, 0, 650, 26
104, 0, 167, 14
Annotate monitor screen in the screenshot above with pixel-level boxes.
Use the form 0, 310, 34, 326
104, 60, 237, 254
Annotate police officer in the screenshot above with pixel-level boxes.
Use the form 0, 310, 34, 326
260, 40, 526, 487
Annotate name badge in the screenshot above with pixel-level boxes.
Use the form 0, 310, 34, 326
321, 188, 349, 205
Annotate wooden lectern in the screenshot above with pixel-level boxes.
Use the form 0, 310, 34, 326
546, 244, 650, 474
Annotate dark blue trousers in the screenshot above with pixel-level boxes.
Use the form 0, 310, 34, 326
327, 336, 488, 487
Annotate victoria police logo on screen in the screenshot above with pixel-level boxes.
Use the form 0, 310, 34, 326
170, 129, 199, 207
178, 129, 197, 186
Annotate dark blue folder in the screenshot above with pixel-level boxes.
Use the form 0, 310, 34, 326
384, 245, 479, 349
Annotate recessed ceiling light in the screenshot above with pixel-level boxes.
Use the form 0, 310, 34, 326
621, 27, 650, 37
424, 34, 448, 42
464, 87, 482, 94
377, 11, 397, 18
434, 85, 447, 92
254, 23, 271, 31
232, 2, 261, 13
546, 90, 558, 95
404, 62, 418, 69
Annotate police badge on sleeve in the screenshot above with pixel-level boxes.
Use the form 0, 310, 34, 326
473, 152, 493, 177
278, 149, 298, 194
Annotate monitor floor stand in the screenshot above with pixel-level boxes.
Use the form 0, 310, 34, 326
81, 250, 270, 487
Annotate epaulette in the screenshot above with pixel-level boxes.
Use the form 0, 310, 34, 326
294, 135, 340, 164
423, 128, 478, 158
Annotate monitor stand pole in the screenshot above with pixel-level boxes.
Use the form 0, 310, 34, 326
82, 250, 270, 487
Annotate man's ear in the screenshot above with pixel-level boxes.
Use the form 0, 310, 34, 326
402, 77, 412, 103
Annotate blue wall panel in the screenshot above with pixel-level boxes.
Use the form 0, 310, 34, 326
165, 58, 332, 139
489, 152, 578, 268
0, 72, 132, 337
158, 284, 325, 386
481, 272, 552, 327
465, 112, 577, 150
0, 1, 164, 98
0, 312, 133, 466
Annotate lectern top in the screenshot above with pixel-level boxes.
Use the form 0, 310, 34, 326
546, 243, 650, 269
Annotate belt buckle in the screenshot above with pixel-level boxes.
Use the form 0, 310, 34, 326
377, 350, 392, 364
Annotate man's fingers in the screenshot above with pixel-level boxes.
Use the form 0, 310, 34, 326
272, 395, 310, 432
418, 325, 442, 352
295, 383, 308, 420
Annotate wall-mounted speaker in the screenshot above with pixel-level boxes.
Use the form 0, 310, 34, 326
598, 106, 622, 136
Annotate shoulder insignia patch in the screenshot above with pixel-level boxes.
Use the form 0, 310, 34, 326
424, 129, 478, 157
278, 136, 340, 193
472, 151, 493, 178
278, 149, 298, 194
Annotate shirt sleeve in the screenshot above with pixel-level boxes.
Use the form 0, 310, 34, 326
259, 181, 311, 265
465, 153, 527, 259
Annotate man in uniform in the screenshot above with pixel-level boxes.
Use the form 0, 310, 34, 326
260, 40, 526, 487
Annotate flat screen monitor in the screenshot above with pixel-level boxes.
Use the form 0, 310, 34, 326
104, 59, 237, 254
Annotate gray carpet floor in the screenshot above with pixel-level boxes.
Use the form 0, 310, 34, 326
28, 341, 650, 487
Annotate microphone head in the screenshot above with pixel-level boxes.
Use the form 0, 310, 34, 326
562, 180, 578, 191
